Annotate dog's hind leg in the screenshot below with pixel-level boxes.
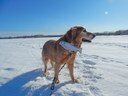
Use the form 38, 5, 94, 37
50, 60, 54, 68
42, 57, 49, 76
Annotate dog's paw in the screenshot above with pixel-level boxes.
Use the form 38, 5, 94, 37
55, 79, 60, 84
72, 79, 79, 83
43, 72, 49, 77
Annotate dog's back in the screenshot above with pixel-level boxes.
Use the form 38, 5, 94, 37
42, 40, 56, 62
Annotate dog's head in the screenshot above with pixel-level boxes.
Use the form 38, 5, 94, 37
60, 26, 95, 43
80, 28, 96, 42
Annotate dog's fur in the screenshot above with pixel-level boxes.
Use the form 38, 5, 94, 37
42, 26, 95, 83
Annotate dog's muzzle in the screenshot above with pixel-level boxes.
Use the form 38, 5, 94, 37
82, 34, 96, 42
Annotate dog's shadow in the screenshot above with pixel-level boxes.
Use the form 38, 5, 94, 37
33, 80, 71, 96
0, 68, 71, 96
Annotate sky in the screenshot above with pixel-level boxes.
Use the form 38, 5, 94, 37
0, 0, 128, 36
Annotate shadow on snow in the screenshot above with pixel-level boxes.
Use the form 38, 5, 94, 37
0, 68, 70, 96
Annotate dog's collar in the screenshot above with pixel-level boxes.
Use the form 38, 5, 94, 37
59, 41, 82, 53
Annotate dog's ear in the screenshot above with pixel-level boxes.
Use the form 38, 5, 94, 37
64, 27, 78, 43
59, 27, 82, 43
58, 27, 74, 42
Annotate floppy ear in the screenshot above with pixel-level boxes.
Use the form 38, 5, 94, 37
63, 27, 77, 43
58, 27, 81, 43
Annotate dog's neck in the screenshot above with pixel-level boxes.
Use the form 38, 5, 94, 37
59, 41, 82, 53
71, 40, 82, 48
72, 36, 83, 48
58, 34, 82, 48
58, 38, 82, 48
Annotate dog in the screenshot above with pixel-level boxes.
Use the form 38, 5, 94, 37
42, 26, 95, 83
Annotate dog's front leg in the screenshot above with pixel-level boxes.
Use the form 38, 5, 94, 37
54, 63, 61, 84
67, 63, 79, 83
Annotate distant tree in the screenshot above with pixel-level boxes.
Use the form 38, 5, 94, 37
95, 29, 128, 36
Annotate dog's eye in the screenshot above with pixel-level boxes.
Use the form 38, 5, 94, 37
83, 29, 86, 32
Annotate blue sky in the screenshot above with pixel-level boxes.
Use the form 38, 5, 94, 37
0, 0, 128, 35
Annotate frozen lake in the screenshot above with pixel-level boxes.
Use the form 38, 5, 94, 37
0, 35, 128, 96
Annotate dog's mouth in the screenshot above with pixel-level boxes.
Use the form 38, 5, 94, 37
82, 34, 96, 42
82, 39, 92, 42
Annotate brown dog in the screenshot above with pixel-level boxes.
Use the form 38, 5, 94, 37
42, 26, 95, 83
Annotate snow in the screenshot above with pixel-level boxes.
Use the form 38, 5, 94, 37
0, 36, 128, 96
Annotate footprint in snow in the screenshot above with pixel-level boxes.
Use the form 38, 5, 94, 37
88, 86, 103, 96
82, 60, 96, 65
4, 68, 16, 71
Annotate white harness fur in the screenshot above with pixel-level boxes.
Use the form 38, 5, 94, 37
59, 41, 82, 53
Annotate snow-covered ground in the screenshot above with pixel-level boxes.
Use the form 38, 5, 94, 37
0, 36, 128, 96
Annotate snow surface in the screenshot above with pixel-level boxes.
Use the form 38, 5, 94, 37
0, 36, 128, 96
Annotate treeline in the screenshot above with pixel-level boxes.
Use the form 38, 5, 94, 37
0, 35, 62, 39
95, 29, 128, 36
0, 29, 128, 39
